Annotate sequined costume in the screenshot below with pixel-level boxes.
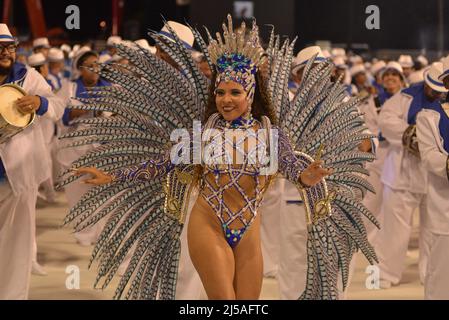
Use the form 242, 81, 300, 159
110, 113, 305, 248
59, 15, 378, 300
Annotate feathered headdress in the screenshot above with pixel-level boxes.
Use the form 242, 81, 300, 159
207, 14, 266, 102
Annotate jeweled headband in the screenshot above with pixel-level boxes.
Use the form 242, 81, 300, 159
207, 15, 265, 102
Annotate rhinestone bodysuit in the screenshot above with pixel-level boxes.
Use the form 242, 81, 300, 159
111, 114, 303, 248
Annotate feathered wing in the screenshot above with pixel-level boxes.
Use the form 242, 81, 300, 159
266, 32, 379, 299
58, 25, 210, 299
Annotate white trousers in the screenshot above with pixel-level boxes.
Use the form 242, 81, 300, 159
278, 201, 307, 299
425, 233, 449, 299
362, 169, 384, 248
0, 181, 38, 299
277, 201, 351, 299
259, 179, 282, 278
376, 186, 426, 284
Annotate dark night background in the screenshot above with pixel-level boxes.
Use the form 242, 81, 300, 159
2, 0, 448, 52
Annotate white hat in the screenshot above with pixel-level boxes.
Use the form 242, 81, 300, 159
383, 61, 403, 75
322, 49, 331, 58
107, 35, 122, 47
159, 21, 194, 50
438, 55, 449, 81
408, 70, 424, 84
416, 55, 428, 67
0, 24, 15, 43
331, 48, 346, 58
60, 44, 71, 53
333, 56, 347, 69
398, 54, 413, 68
72, 44, 81, 53
349, 55, 363, 65
424, 62, 448, 93
48, 48, 64, 62
349, 64, 366, 77
73, 46, 97, 69
292, 46, 326, 72
98, 53, 112, 64
33, 37, 50, 49
134, 39, 156, 54
370, 60, 386, 75
27, 52, 46, 67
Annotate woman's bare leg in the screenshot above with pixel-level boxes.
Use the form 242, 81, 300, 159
188, 207, 236, 299
233, 215, 263, 300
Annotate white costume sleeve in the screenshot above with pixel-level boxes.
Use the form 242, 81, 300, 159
23, 67, 65, 121
416, 109, 448, 179
378, 92, 409, 147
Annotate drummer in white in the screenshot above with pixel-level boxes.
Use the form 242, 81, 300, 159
416, 55, 449, 299
0, 24, 64, 299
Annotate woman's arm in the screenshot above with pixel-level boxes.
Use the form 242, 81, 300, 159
277, 128, 331, 187
110, 155, 175, 183
75, 154, 174, 185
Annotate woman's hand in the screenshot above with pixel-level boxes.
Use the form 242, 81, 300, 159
299, 160, 333, 187
72, 167, 113, 185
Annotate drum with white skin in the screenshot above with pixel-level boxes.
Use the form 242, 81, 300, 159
0, 84, 35, 144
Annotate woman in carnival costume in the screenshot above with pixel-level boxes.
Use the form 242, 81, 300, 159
59, 15, 378, 300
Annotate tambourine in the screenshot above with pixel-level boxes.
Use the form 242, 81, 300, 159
0, 84, 35, 144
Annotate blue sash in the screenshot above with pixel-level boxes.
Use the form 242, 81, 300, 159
377, 90, 392, 106
402, 83, 440, 125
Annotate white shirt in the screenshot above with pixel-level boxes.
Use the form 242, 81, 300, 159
378, 91, 427, 193
0, 66, 65, 194
416, 108, 449, 234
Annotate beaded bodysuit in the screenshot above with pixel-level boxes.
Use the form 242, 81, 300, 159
111, 113, 303, 248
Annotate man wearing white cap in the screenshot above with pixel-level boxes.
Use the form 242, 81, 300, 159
376, 62, 448, 289
148, 21, 207, 300
0, 24, 64, 299
134, 39, 156, 55
370, 60, 386, 96
32, 37, 51, 58
155, 21, 194, 70
58, 48, 111, 247
291, 46, 326, 86
362, 61, 405, 247
279, 46, 330, 299
331, 47, 347, 61
29, 52, 62, 208
331, 56, 352, 95
47, 48, 66, 92
349, 64, 373, 98
416, 56, 449, 299
398, 54, 414, 81
261, 47, 325, 294
101, 35, 122, 58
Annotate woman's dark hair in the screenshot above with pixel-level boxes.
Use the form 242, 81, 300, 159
204, 70, 278, 125
76, 51, 98, 69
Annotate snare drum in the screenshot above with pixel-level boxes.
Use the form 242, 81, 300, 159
0, 84, 35, 145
